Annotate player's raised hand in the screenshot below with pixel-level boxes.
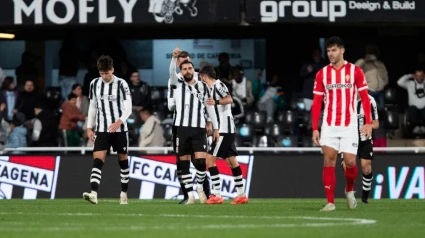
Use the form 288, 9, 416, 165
213, 129, 219, 143
206, 97, 215, 105
312, 130, 320, 146
173, 44, 181, 58
360, 124, 372, 139
108, 120, 123, 133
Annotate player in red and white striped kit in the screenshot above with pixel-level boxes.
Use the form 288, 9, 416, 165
311, 36, 372, 211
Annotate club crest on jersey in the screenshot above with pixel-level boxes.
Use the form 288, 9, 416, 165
345, 74, 350, 82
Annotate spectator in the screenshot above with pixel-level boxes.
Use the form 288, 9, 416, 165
0, 76, 19, 122
4, 113, 27, 153
231, 66, 254, 107
397, 70, 425, 135
15, 52, 38, 88
138, 108, 165, 154
252, 70, 265, 102
0, 102, 10, 145
129, 71, 152, 112
71, 83, 89, 117
300, 48, 327, 111
215, 52, 233, 88
59, 93, 85, 146
32, 102, 58, 147
257, 75, 284, 123
355, 45, 388, 108
15, 80, 40, 121
59, 39, 80, 100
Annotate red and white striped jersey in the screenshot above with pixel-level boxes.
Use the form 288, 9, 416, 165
313, 61, 368, 127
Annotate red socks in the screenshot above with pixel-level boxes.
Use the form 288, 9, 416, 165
345, 164, 358, 192
323, 167, 336, 204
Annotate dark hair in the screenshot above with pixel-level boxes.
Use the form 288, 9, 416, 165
179, 60, 194, 70
178, 51, 190, 59
366, 45, 380, 58
68, 93, 78, 101
72, 83, 82, 91
232, 65, 244, 75
199, 65, 217, 79
97, 55, 114, 71
1, 76, 15, 90
325, 36, 344, 48
11, 113, 25, 127
140, 107, 152, 114
219, 52, 229, 60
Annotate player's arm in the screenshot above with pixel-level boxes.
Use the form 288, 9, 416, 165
169, 53, 179, 86
87, 81, 97, 131
216, 83, 232, 105
167, 80, 177, 111
371, 97, 379, 130
118, 81, 133, 123
355, 68, 372, 124
203, 87, 219, 130
311, 70, 325, 131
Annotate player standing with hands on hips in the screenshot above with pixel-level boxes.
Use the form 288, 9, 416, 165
311, 37, 372, 211
83, 55, 133, 205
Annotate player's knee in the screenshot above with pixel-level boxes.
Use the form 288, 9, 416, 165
362, 162, 372, 175
226, 157, 239, 168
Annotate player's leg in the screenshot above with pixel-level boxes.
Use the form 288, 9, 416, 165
173, 126, 188, 204
83, 133, 109, 204
191, 151, 211, 197
227, 156, 248, 205
340, 136, 360, 209
359, 141, 374, 204
318, 131, 340, 211
113, 132, 130, 205
205, 139, 223, 204
176, 127, 196, 204
192, 128, 209, 203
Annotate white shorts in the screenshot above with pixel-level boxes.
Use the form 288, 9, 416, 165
320, 125, 359, 155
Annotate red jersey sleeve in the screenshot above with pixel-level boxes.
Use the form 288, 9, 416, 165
313, 70, 325, 96
354, 67, 368, 92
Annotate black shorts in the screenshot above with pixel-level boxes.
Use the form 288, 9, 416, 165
93, 132, 129, 154
172, 125, 177, 152
175, 127, 207, 156
208, 133, 238, 159
357, 140, 374, 160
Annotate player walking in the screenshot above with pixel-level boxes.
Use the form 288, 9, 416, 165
169, 50, 220, 205
311, 36, 372, 211
83, 55, 133, 205
341, 93, 379, 204
199, 65, 249, 205
168, 49, 211, 204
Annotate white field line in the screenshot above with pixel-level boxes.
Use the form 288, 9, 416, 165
0, 212, 376, 232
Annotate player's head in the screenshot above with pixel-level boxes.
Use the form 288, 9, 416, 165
199, 65, 217, 83
97, 55, 114, 81
232, 66, 244, 83
177, 51, 190, 68
179, 60, 195, 82
325, 36, 345, 65
68, 93, 78, 105
413, 69, 424, 83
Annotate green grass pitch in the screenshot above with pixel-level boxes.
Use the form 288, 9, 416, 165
0, 199, 424, 238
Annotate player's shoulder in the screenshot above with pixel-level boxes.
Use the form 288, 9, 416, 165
90, 77, 101, 85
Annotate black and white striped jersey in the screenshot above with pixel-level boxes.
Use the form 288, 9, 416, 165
357, 95, 379, 141
172, 80, 215, 129
89, 76, 131, 132
209, 80, 236, 134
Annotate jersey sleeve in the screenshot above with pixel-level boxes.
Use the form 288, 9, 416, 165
119, 80, 131, 101
370, 97, 379, 120
355, 67, 368, 92
313, 70, 325, 96
215, 82, 230, 99
88, 79, 96, 100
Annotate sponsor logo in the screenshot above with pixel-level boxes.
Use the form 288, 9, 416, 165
99, 95, 117, 101
374, 166, 424, 199
148, 0, 198, 24
128, 155, 254, 199
260, 1, 417, 23
352, 143, 358, 147
0, 156, 61, 199
325, 83, 353, 89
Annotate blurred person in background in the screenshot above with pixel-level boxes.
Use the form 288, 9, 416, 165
129, 71, 152, 112
0, 66, 5, 85
0, 76, 19, 122
71, 83, 89, 117
355, 45, 388, 108
138, 108, 165, 154
59, 39, 80, 100
4, 113, 27, 153
59, 93, 86, 146
215, 52, 233, 89
32, 101, 58, 147
231, 66, 254, 108
397, 69, 425, 135
15, 80, 40, 122
257, 75, 284, 123
0, 102, 10, 145
300, 48, 328, 111
15, 52, 38, 88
